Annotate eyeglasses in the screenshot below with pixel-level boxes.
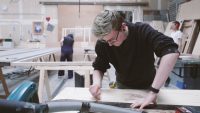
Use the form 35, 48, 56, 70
100, 31, 119, 45
100, 10, 120, 45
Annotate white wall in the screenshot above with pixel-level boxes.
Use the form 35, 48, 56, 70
143, 0, 168, 10
104, 6, 143, 22
0, 0, 169, 47
177, 0, 200, 20
0, 0, 58, 47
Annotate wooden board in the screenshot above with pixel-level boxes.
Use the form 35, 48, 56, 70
11, 61, 92, 67
0, 48, 59, 66
0, 67, 10, 98
51, 109, 174, 113
0, 48, 38, 57
34, 62, 93, 103
177, 0, 200, 20
50, 106, 175, 113
192, 31, 200, 56
181, 20, 198, 53
53, 87, 200, 107
187, 21, 200, 53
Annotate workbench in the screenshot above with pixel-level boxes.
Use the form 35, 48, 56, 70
10, 55, 200, 103
52, 87, 200, 113
12, 61, 93, 103
0, 48, 59, 98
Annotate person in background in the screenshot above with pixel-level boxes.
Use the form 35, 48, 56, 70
170, 21, 183, 52
58, 33, 74, 79
89, 10, 179, 109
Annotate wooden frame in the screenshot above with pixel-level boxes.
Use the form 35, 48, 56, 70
32, 21, 44, 35
11, 61, 93, 103
181, 20, 198, 53
0, 67, 10, 98
192, 31, 200, 56
35, 65, 93, 103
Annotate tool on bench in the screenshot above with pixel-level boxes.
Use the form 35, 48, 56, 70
0, 99, 146, 113
109, 81, 117, 88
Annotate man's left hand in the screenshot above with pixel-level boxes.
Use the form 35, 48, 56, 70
130, 91, 157, 110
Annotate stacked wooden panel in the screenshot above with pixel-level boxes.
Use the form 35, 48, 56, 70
181, 20, 200, 54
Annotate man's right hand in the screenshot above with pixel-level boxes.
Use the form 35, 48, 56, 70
89, 84, 101, 100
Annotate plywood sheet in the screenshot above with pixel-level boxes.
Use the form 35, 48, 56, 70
0, 48, 59, 64
177, 0, 200, 20
187, 22, 200, 53
192, 32, 200, 56
0, 48, 38, 57
53, 87, 200, 107
181, 20, 198, 53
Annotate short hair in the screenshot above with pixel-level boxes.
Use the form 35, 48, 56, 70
67, 33, 74, 39
92, 10, 124, 38
172, 21, 180, 29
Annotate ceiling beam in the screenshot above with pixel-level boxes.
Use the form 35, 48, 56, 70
39, 0, 148, 6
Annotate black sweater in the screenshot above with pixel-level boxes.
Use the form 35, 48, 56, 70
92, 22, 179, 89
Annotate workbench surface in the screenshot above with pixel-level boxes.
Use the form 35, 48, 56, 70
51, 87, 200, 113
53, 87, 200, 106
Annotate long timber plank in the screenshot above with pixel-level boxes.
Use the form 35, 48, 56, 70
53, 87, 200, 107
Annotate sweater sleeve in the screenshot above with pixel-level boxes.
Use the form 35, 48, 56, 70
138, 23, 179, 57
92, 40, 110, 73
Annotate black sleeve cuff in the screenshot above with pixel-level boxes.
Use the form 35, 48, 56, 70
92, 59, 110, 73
160, 48, 180, 57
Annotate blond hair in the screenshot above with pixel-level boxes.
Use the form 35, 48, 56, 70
92, 10, 124, 38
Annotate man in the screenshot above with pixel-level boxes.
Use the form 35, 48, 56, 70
89, 10, 179, 109
170, 21, 183, 51
58, 34, 74, 79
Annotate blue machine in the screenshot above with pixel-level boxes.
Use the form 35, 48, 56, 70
7, 81, 39, 103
